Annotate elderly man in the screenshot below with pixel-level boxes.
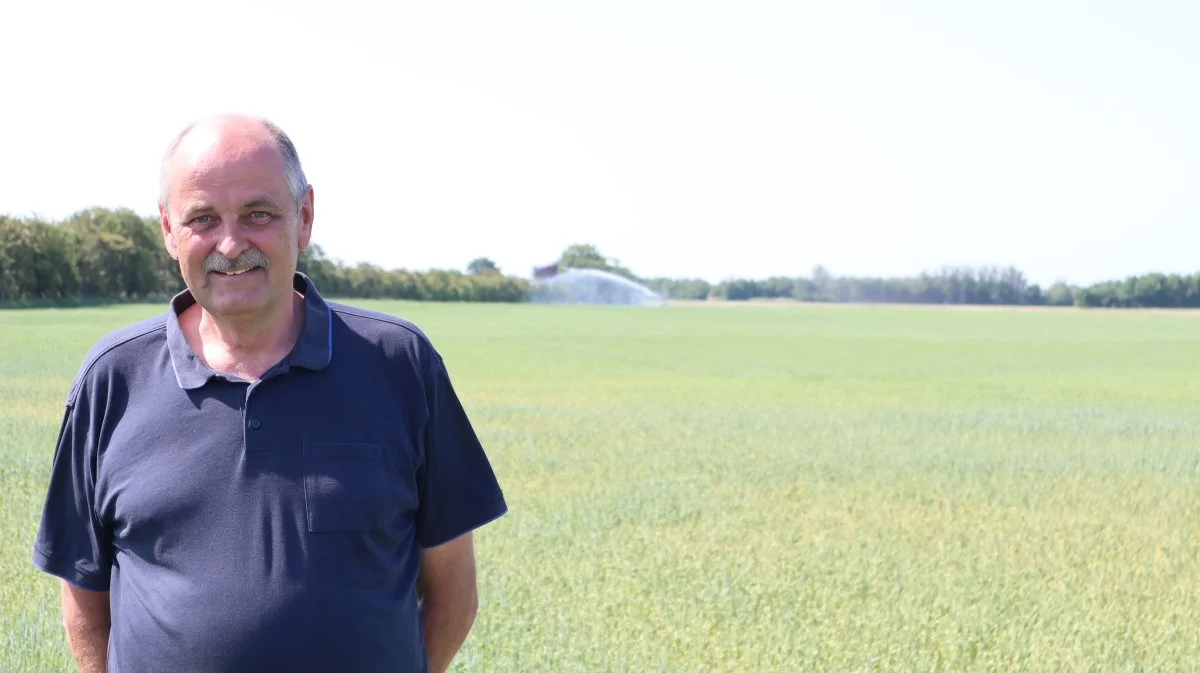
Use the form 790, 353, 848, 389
32, 114, 508, 673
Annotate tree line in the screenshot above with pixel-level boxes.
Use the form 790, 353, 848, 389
3, 210, 1199, 308
297, 248, 529, 303
0, 209, 529, 304
563, 244, 1200, 309
0, 209, 178, 303
642, 266, 1063, 305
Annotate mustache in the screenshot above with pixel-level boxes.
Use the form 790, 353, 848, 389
205, 249, 271, 273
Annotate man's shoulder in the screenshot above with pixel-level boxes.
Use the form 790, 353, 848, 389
67, 312, 170, 405
78, 312, 170, 369
327, 301, 441, 361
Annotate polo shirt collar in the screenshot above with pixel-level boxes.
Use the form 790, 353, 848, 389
166, 272, 333, 390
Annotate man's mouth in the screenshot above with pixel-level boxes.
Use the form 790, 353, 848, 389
212, 267, 259, 277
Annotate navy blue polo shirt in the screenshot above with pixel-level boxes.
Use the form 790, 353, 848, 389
32, 272, 507, 673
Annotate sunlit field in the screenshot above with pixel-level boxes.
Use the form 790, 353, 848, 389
3, 300, 1200, 671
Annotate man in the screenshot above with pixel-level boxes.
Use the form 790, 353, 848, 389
32, 114, 508, 673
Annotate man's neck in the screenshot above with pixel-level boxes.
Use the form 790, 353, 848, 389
182, 292, 306, 382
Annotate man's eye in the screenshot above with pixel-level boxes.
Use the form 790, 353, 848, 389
190, 215, 214, 226
249, 211, 273, 223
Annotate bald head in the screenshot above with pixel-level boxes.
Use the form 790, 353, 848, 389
159, 114, 308, 215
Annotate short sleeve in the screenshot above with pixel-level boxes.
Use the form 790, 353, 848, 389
415, 358, 508, 548
31, 397, 112, 592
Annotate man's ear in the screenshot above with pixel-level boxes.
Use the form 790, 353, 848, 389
297, 185, 315, 252
159, 202, 179, 261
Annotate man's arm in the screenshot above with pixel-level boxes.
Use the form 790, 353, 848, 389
60, 581, 110, 673
417, 533, 480, 673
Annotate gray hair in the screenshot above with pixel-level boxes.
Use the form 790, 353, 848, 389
159, 116, 309, 213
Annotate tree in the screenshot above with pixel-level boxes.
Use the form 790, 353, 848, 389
297, 243, 345, 295
809, 265, 833, 302
467, 257, 500, 276
643, 277, 711, 300
556, 243, 638, 280
1045, 281, 1074, 307
557, 244, 607, 270
715, 279, 758, 300
64, 208, 171, 298
0, 216, 80, 301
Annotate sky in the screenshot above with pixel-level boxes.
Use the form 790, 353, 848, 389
1, 0, 1197, 287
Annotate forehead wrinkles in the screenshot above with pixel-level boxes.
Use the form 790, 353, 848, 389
169, 139, 288, 212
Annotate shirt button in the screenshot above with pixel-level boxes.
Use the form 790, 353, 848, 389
250, 419, 262, 430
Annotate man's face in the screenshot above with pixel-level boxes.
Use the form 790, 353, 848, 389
159, 124, 313, 320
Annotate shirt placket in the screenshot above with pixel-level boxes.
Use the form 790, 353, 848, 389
244, 381, 267, 457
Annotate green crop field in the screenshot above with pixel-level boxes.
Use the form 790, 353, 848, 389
3, 300, 1200, 671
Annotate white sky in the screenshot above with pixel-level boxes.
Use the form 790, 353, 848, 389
1, 0, 1197, 286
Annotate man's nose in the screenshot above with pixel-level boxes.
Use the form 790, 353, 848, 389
214, 220, 249, 259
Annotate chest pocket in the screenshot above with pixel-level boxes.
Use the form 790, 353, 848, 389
303, 441, 392, 533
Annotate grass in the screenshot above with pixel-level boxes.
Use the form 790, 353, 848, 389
2, 300, 1200, 670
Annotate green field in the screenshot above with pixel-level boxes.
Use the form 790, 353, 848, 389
3, 300, 1200, 671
